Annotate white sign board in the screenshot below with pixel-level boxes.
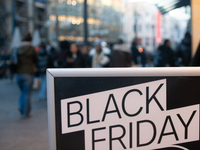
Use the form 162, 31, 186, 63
47, 68, 200, 150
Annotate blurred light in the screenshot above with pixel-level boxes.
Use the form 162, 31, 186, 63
50, 15, 56, 21
50, 15, 85, 24
101, 0, 112, 6
87, 18, 101, 25
59, 36, 84, 41
49, 15, 100, 25
138, 47, 144, 53
88, 37, 100, 42
72, 19, 76, 24
72, 1, 77, 6
58, 15, 67, 21
67, 0, 72, 5
76, 20, 81, 25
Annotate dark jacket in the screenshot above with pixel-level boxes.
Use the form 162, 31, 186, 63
66, 51, 86, 68
16, 42, 38, 74
177, 37, 191, 66
111, 44, 132, 67
156, 45, 175, 67
131, 43, 139, 64
37, 47, 49, 74
56, 48, 69, 68
56, 41, 70, 68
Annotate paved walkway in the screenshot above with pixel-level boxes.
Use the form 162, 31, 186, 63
0, 79, 49, 150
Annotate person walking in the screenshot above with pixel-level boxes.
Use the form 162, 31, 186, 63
36, 43, 50, 100
155, 39, 175, 67
56, 41, 70, 68
15, 33, 38, 118
131, 38, 140, 65
111, 39, 132, 67
176, 32, 191, 66
90, 42, 110, 68
80, 45, 92, 67
65, 43, 86, 68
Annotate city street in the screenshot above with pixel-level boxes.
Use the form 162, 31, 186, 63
0, 78, 49, 150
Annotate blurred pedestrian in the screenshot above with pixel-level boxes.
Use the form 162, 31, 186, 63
56, 40, 70, 68
111, 39, 132, 67
138, 47, 147, 67
131, 38, 140, 65
90, 42, 110, 68
155, 39, 175, 67
15, 33, 38, 118
80, 45, 92, 67
176, 32, 191, 66
46, 43, 56, 68
65, 43, 86, 68
36, 43, 50, 100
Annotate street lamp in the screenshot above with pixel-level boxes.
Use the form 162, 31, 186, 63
84, 0, 88, 46
133, 4, 139, 41
134, 12, 138, 40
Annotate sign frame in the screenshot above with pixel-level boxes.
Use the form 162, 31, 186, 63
47, 67, 200, 150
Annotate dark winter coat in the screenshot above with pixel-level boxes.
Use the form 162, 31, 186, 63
111, 44, 132, 67
177, 37, 191, 66
156, 45, 175, 67
36, 47, 49, 75
65, 51, 86, 68
131, 43, 140, 64
16, 42, 38, 74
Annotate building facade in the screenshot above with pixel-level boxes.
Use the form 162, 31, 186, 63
122, 1, 188, 52
13, 0, 47, 40
48, 0, 124, 45
0, 0, 47, 50
1, 0, 189, 51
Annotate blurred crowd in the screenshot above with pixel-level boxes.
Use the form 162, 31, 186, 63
0, 32, 193, 79
0, 31, 194, 118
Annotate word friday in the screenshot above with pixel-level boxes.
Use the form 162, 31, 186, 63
61, 79, 199, 150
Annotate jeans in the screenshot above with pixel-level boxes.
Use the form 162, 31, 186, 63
16, 73, 34, 117
39, 74, 47, 100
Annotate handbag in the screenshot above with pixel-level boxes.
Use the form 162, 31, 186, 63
32, 77, 40, 90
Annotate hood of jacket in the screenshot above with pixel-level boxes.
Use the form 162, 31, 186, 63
18, 42, 34, 55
